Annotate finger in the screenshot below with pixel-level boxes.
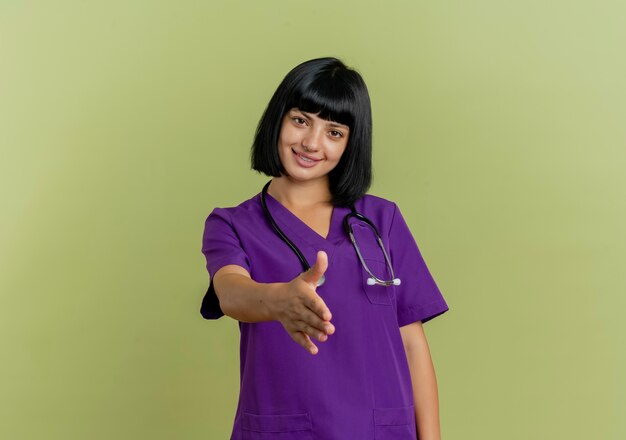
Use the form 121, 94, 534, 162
301, 250, 328, 286
299, 308, 336, 335
297, 320, 329, 342
305, 292, 333, 322
290, 331, 319, 355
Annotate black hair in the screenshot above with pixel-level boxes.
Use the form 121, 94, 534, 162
250, 57, 372, 207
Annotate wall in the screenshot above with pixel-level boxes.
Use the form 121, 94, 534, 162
1, 1, 624, 438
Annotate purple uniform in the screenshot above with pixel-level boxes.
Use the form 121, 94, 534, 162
201, 190, 449, 439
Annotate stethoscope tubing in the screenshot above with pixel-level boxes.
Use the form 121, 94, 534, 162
260, 180, 400, 287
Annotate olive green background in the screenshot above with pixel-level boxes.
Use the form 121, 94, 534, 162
1, 1, 624, 439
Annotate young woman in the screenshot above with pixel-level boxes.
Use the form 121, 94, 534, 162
201, 57, 449, 440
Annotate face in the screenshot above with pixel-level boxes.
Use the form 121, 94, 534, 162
277, 107, 350, 184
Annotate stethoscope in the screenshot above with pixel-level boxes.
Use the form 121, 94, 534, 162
260, 180, 401, 287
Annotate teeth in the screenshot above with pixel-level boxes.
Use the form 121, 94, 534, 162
299, 154, 314, 162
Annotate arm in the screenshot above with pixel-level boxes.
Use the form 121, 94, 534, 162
212, 252, 335, 354
212, 264, 279, 323
400, 321, 442, 440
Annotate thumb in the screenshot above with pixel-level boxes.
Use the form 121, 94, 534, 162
301, 250, 328, 287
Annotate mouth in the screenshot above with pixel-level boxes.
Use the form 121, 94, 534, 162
291, 148, 321, 162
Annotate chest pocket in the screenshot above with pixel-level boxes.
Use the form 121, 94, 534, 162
351, 223, 394, 306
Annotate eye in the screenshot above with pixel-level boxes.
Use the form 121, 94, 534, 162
329, 130, 343, 138
292, 117, 307, 125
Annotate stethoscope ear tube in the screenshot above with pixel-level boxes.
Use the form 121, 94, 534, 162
260, 181, 327, 287
346, 218, 401, 287
260, 181, 310, 270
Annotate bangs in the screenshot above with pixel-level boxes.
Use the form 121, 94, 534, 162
286, 77, 356, 128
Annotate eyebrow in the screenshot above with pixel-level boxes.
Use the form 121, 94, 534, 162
298, 110, 350, 130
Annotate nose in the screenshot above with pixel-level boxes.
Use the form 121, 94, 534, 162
302, 129, 323, 151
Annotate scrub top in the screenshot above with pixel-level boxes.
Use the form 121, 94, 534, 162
201, 190, 449, 440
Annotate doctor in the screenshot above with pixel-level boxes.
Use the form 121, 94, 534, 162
201, 57, 449, 440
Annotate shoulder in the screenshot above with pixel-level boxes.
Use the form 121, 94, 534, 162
352, 193, 399, 232
204, 192, 263, 226
356, 193, 396, 208
354, 193, 398, 215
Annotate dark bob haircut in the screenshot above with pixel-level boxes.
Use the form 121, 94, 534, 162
250, 57, 372, 207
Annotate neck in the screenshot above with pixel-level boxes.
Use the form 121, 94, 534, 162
267, 176, 332, 209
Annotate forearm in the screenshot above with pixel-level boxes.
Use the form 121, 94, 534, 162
402, 323, 442, 440
211, 256, 333, 354
213, 272, 283, 323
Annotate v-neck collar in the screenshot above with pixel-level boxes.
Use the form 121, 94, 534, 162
261, 191, 348, 251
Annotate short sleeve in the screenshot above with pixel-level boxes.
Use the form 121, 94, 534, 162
388, 203, 449, 326
200, 208, 251, 320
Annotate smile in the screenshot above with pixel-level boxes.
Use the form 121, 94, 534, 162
292, 148, 321, 168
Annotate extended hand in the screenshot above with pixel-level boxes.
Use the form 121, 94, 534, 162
269, 250, 335, 355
